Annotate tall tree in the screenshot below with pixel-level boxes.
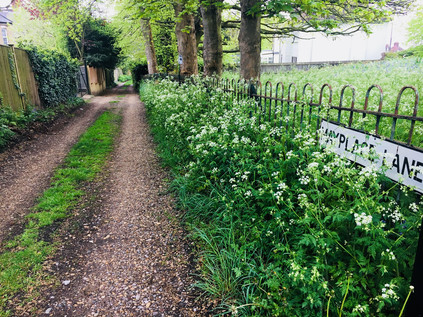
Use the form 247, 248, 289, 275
140, 18, 158, 74
174, 0, 198, 76
39, 0, 93, 62
200, 0, 223, 76
67, 19, 120, 69
239, 0, 261, 80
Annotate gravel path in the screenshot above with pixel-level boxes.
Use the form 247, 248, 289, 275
42, 92, 205, 316
0, 94, 114, 244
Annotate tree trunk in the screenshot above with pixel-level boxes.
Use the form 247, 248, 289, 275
200, 0, 223, 77
174, 2, 198, 76
140, 19, 158, 74
239, 0, 261, 80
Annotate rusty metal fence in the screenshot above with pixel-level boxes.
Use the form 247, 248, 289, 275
210, 78, 422, 150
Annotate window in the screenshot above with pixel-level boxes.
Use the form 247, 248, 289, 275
2, 28, 8, 45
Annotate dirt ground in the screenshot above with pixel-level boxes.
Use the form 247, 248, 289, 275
0, 87, 210, 316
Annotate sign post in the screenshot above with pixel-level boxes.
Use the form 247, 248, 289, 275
178, 54, 183, 85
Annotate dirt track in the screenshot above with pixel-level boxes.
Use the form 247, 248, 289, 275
0, 93, 114, 243
0, 87, 207, 316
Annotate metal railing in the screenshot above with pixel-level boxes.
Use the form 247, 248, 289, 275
211, 78, 422, 150
209, 77, 423, 315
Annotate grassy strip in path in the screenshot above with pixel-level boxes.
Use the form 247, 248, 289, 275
0, 110, 121, 316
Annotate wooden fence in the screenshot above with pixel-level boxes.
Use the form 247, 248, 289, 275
0, 44, 41, 110
87, 66, 106, 95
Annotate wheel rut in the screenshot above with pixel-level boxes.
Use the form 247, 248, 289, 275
0, 94, 115, 244
39, 91, 206, 316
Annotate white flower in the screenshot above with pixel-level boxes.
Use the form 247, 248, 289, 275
308, 162, 319, 170
277, 182, 288, 191
354, 212, 372, 229
410, 202, 419, 212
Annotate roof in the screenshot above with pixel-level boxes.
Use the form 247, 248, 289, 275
0, 11, 12, 24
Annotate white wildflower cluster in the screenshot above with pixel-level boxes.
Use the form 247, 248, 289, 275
244, 190, 252, 198
323, 165, 332, 174
359, 164, 378, 179
286, 150, 295, 160
271, 171, 279, 177
299, 175, 310, 185
381, 202, 403, 223
352, 304, 368, 313
241, 171, 250, 181
380, 283, 399, 300
269, 127, 282, 138
297, 168, 311, 185
288, 261, 305, 282
310, 266, 320, 282
381, 248, 396, 261
308, 162, 319, 170
298, 193, 309, 208
211, 167, 219, 174
274, 182, 288, 204
354, 212, 372, 229
409, 202, 419, 212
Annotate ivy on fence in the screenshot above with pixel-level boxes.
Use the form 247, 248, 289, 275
24, 45, 79, 108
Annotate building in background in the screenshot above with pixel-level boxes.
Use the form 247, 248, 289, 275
0, 9, 12, 45
261, 14, 412, 64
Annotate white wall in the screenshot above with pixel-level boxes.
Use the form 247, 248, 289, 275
263, 12, 415, 64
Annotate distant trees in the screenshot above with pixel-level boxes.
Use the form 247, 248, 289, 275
407, 5, 423, 46
116, 0, 413, 79
13, 0, 121, 69
66, 19, 120, 70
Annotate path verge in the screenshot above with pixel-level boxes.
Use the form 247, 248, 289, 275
0, 110, 121, 316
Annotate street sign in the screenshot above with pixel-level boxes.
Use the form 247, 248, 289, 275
320, 120, 423, 193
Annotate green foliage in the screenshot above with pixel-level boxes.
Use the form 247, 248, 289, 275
0, 111, 121, 316
407, 5, 423, 46
10, 7, 69, 56
140, 78, 421, 316
131, 60, 149, 90
257, 0, 410, 37
118, 74, 132, 83
67, 19, 121, 69
24, 45, 79, 108
0, 98, 84, 151
7, 50, 23, 96
152, 20, 177, 73
38, 0, 92, 61
384, 46, 423, 59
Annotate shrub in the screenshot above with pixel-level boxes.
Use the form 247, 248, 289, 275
131, 60, 149, 90
24, 45, 79, 108
118, 74, 132, 83
140, 78, 420, 316
0, 98, 84, 151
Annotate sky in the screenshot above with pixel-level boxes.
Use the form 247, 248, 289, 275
0, 0, 10, 7
0, 0, 421, 46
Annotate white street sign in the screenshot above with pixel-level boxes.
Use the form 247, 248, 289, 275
320, 120, 423, 193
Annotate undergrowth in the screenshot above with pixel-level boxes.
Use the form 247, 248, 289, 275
0, 98, 84, 151
141, 78, 421, 316
0, 110, 121, 316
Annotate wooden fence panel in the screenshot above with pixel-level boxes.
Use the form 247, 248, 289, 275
88, 66, 106, 95
0, 44, 21, 110
0, 44, 41, 110
15, 48, 41, 107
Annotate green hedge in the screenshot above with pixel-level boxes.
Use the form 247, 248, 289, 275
25, 46, 78, 108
